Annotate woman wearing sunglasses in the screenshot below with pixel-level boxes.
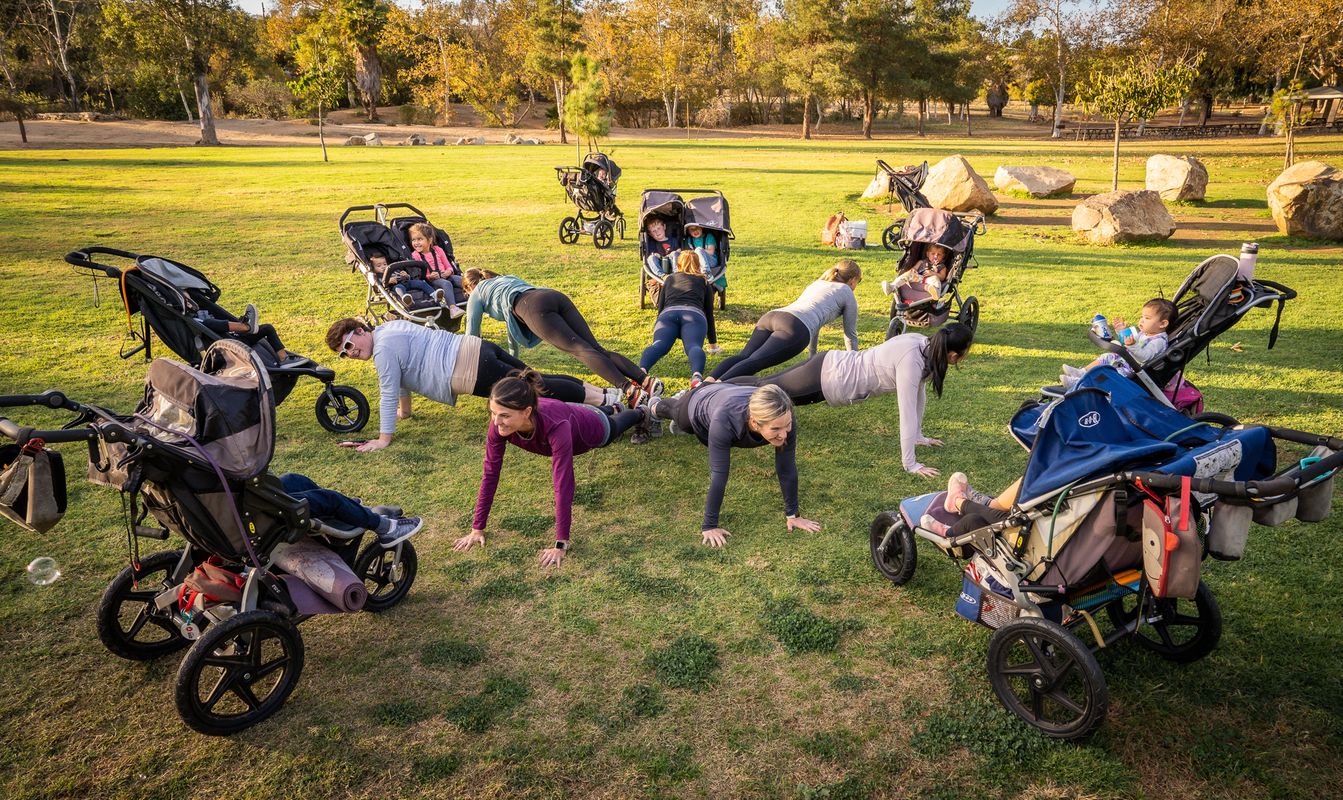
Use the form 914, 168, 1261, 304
325, 318, 615, 452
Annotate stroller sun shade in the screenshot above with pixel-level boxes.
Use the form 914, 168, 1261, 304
639, 191, 686, 226
583, 152, 620, 184
685, 195, 731, 234
137, 339, 276, 480
901, 208, 970, 253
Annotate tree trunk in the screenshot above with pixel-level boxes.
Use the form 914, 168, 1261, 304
554, 78, 567, 144
318, 97, 328, 162
1051, 79, 1065, 138
355, 46, 383, 122
946, 101, 953, 125
179, 84, 194, 121
1112, 119, 1121, 191
802, 92, 812, 139
192, 70, 219, 145
862, 90, 874, 139
436, 33, 452, 124
44, 0, 81, 111
965, 106, 972, 137
1198, 92, 1213, 126
15, 110, 26, 143
1178, 95, 1189, 125
813, 95, 823, 134
917, 98, 925, 136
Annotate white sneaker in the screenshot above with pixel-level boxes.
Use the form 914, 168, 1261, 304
881, 280, 897, 296
448, 304, 465, 319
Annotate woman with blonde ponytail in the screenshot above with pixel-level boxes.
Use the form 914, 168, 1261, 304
709, 260, 861, 381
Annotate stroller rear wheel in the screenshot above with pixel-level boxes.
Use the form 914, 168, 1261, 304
174, 609, 304, 736
882, 223, 901, 251
315, 384, 369, 434
958, 295, 980, 333
987, 617, 1107, 740
354, 540, 418, 612
1104, 580, 1222, 664
885, 315, 908, 341
558, 217, 580, 245
593, 219, 615, 249
96, 549, 192, 661
869, 511, 917, 585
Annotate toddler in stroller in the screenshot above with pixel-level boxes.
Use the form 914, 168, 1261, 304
0, 340, 423, 736
639, 189, 734, 310
880, 208, 983, 339
870, 367, 1343, 740
555, 152, 626, 249
340, 203, 466, 332
1059, 297, 1174, 388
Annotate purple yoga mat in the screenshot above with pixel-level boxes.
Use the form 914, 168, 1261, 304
271, 538, 367, 612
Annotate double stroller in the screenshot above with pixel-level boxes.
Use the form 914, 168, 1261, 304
870, 159, 930, 250
883, 207, 984, 338
0, 340, 418, 735
870, 367, 1341, 739
1041, 250, 1296, 415
66, 246, 369, 434
638, 188, 734, 310
555, 152, 626, 249
340, 202, 463, 331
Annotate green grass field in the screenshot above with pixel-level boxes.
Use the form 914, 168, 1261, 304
1, 132, 1341, 800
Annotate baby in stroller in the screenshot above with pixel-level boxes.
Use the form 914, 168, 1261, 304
1060, 298, 1174, 388
367, 246, 453, 309
644, 216, 681, 277
883, 242, 949, 301
186, 298, 294, 363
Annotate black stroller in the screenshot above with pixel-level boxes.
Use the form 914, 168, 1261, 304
339, 202, 464, 332
883, 207, 984, 339
0, 340, 419, 735
66, 247, 369, 434
1040, 249, 1296, 415
555, 152, 626, 249
870, 160, 930, 250
638, 188, 734, 310
870, 368, 1342, 739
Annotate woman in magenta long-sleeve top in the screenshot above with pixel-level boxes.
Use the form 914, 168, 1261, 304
455, 369, 650, 566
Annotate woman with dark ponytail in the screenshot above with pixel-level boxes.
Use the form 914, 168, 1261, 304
728, 323, 973, 477
456, 369, 650, 566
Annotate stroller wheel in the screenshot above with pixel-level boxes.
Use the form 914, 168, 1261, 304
174, 609, 304, 736
354, 540, 418, 612
96, 549, 192, 661
593, 219, 615, 249
885, 315, 907, 341
987, 617, 1107, 740
558, 217, 580, 245
1104, 580, 1222, 664
315, 385, 369, 433
882, 223, 902, 251
869, 511, 917, 585
957, 296, 980, 333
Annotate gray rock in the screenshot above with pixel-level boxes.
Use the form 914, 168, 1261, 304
1146, 155, 1208, 202
1071, 190, 1176, 245
994, 165, 1076, 197
344, 135, 366, 146
1267, 160, 1343, 240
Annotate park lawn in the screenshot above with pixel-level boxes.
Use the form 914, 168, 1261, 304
0, 132, 1341, 800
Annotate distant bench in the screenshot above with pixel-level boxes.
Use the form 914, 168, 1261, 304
1060, 121, 1267, 140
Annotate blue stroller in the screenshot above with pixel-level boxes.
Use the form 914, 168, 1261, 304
869, 367, 1341, 739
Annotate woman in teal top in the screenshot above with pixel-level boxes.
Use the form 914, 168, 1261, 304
463, 269, 654, 404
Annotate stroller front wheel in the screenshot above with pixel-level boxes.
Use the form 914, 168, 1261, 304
987, 617, 1107, 740
96, 549, 193, 661
558, 217, 580, 245
869, 511, 917, 585
174, 609, 304, 736
315, 385, 369, 434
882, 223, 902, 251
885, 315, 907, 341
593, 219, 615, 249
355, 540, 418, 612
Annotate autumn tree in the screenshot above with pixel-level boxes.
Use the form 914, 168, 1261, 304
1078, 53, 1198, 189
527, 0, 582, 143
777, 0, 849, 139
339, 0, 388, 121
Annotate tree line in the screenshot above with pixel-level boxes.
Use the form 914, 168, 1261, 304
0, 0, 1339, 146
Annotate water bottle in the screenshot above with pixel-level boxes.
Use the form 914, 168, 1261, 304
1091, 314, 1112, 340
1236, 242, 1258, 281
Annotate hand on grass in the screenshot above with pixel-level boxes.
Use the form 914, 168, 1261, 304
786, 516, 821, 533
917, 436, 944, 447
705, 343, 723, 355
538, 547, 565, 567
454, 531, 486, 551
702, 528, 731, 547
911, 464, 941, 478
356, 437, 390, 453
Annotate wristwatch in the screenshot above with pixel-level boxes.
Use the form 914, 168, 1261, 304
554, 540, 568, 551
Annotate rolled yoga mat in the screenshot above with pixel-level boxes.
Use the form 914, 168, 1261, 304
271, 538, 367, 612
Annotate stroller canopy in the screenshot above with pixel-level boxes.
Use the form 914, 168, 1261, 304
900, 208, 970, 253
583, 152, 621, 184
639, 191, 685, 226
137, 339, 276, 480
138, 256, 216, 294
686, 194, 731, 234
638, 190, 733, 236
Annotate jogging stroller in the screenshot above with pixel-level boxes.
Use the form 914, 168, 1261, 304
0, 340, 419, 736
883, 207, 984, 339
638, 188, 734, 310
339, 202, 464, 332
555, 152, 626, 249
66, 246, 369, 434
869, 366, 1342, 739
1039, 250, 1296, 414
868, 160, 930, 250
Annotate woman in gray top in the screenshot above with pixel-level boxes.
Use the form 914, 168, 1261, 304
325, 318, 610, 452
708, 260, 862, 381
729, 323, 973, 477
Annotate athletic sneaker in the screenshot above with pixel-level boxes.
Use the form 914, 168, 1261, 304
944, 472, 969, 514
603, 387, 623, 406
919, 513, 950, 537
641, 374, 664, 399
690, 372, 703, 390
448, 304, 465, 319
433, 288, 448, 305
629, 417, 652, 445
622, 382, 645, 409
378, 515, 423, 547
242, 303, 259, 334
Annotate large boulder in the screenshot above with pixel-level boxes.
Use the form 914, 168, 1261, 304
1145, 155, 1208, 201
432, 137, 447, 146
362, 132, 382, 146
343, 135, 366, 146
405, 133, 427, 146
993, 165, 1076, 197
922, 155, 998, 214
1071, 190, 1176, 245
861, 172, 891, 200
1266, 161, 1343, 240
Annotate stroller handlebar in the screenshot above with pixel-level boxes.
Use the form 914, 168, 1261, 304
338, 203, 427, 229
65, 246, 140, 277
1129, 445, 1343, 501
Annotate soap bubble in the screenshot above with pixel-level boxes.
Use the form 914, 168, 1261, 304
26, 557, 61, 586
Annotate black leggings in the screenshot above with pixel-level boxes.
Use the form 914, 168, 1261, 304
599, 404, 646, 444
472, 340, 587, 403
726, 351, 827, 406
513, 289, 644, 388
200, 319, 286, 354
949, 499, 1011, 537
709, 310, 810, 381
